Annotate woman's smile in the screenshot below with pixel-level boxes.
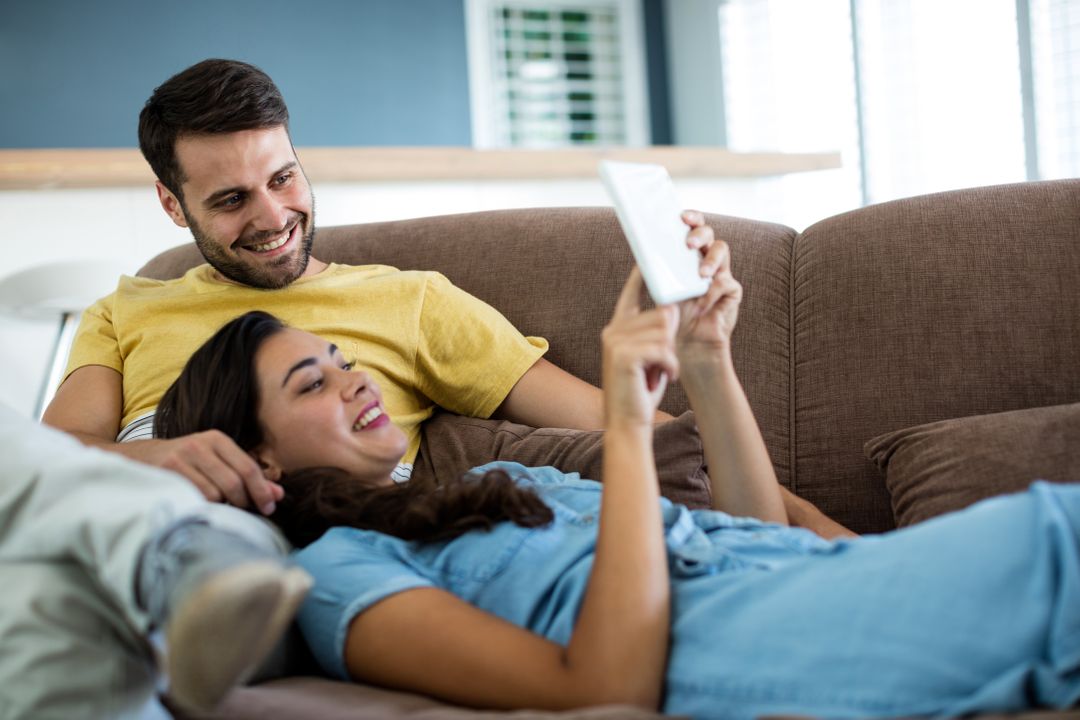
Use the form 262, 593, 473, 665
353, 402, 390, 432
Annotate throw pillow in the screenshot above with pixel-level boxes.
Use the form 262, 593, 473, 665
864, 402, 1080, 527
413, 410, 712, 509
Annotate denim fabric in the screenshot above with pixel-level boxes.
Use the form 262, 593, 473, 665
294, 462, 1080, 719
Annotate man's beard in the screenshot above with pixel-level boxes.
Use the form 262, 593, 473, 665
186, 200, 316, 290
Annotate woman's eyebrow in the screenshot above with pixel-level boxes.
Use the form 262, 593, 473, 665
282, 343, 339, 387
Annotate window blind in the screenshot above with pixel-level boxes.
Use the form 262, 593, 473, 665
467, 0, 649, 147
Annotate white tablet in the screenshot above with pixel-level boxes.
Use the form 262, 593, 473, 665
599, 160, 709, 305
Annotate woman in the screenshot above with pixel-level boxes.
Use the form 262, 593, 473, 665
156, 249, 1080, 719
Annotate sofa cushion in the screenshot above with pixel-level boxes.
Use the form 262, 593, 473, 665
864, 402, 1080, 527
413, 410, 711, 509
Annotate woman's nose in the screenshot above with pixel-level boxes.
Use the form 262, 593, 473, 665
340, 369, 369, 398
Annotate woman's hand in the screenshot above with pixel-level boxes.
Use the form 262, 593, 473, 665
601, 268, 680, 430
676, 211, 742, 366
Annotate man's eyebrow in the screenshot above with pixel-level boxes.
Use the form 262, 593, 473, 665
282, 343, 339, 388
202, 161, 299, 208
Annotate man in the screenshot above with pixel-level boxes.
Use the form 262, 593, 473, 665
43, 58, 842, 535
44, 58, 627, 515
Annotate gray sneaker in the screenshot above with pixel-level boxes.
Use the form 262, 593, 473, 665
135, 518, 312, 712
165, 561, 312, 712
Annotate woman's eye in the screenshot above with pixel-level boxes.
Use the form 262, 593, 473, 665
342, 361, 354, 371
300, 378, 323, 394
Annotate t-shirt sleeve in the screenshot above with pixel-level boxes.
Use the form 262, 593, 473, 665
292, 528, 435, 680
64, 292, 122, 381
414, 273, 548, 419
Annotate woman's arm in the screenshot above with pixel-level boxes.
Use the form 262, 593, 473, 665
680, 348, 787, 523
342, 270, 675, 711
675, 225, 787, 524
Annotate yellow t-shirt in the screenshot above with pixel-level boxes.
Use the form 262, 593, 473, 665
66, 263, 548, 464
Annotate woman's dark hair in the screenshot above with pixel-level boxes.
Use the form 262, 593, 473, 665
138, 59, 290, 201
155, 311, 553, 548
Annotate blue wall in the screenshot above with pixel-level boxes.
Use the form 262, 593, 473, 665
0, 0, 671, 148
0, 0, 473, 147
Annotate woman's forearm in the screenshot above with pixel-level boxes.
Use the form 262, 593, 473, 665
561, 422, 670, 707
681, 351, 787, 524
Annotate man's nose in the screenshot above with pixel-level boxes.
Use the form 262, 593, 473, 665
248, 190, 290, 232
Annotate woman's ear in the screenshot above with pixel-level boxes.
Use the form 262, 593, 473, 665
251, 447, 283, 483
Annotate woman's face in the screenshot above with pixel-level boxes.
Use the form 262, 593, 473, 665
252, 328, 408, 485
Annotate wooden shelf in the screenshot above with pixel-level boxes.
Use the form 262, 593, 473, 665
0, 146, 841, 190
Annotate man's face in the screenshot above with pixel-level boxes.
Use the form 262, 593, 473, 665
158, 126, 317, 289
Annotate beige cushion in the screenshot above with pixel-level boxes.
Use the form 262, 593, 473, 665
864, 402, 1080, 527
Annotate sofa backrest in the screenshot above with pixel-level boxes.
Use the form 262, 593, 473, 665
791, 179, 1080, 531
138, 179, 1080, 533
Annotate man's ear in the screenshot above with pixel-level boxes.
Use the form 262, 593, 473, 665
251, 447, 283, 483
155, 181, 189, 228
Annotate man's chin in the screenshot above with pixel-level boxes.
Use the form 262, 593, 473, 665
209, 255, 303, 289
211, 238, 312, 288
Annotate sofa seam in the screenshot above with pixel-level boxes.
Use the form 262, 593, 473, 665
788, 228, 798, 496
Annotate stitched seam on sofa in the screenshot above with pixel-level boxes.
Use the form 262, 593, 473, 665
788, 229, 799, 496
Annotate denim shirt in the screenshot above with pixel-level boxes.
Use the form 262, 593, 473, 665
292, 461, 830, 682
293, 467, 1080, 719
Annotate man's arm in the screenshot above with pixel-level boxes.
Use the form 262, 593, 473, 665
43, 366, 281, 515
492, 357, 671, 429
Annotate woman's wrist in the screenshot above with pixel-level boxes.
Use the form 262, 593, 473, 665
604, 414, 656, 437
677, 346, 735, 388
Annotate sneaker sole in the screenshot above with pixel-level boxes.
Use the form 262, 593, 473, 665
165, 561, 312, 712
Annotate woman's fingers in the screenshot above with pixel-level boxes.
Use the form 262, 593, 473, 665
681, 211, 732, 282
699, 238, 730, 278
613, 266, 646, 317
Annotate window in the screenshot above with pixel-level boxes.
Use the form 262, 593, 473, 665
1030, 0, 1080, 180
677, 0, 1080, 206
467, 0, 650, 147
854, 0, 1027, 202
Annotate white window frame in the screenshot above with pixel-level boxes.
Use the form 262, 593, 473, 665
465, 0, 651, 147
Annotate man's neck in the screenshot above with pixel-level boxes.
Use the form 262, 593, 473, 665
208, 257, 330, 288
304, 257, 330, 276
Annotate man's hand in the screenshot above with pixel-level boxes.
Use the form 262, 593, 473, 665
142, 431, 284, 514
44, 365, 282, 515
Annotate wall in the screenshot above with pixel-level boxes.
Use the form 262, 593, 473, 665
1, 0, 673, 148
0, 0, 473, 148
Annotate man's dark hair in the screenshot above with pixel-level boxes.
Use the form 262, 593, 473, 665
138, 59, 290, 200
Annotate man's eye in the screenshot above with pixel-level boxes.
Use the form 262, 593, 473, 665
222, 194, 242, 207
342, 361, 354, 371
275, 173, 291, 185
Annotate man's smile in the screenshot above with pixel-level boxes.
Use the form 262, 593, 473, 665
237, 219, 301, 258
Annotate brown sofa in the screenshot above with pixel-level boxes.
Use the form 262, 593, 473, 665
141, 179, 1080, 719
